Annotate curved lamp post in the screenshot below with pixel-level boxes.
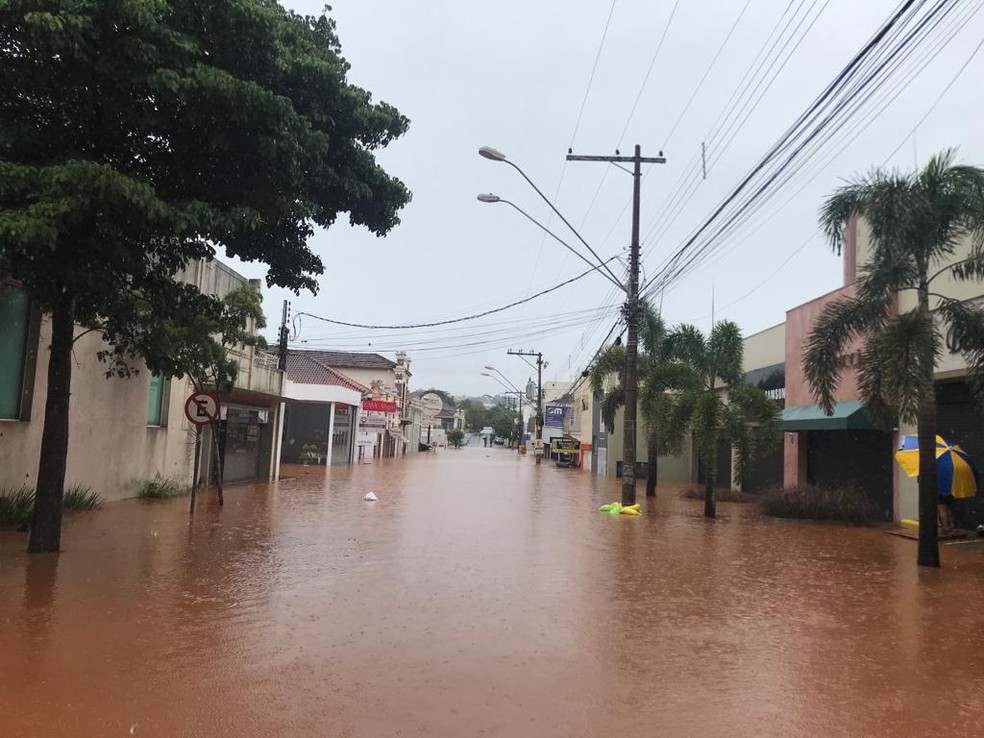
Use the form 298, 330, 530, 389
477, 147, 624, 290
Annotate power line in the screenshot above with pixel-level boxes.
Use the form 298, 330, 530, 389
883, 29, 984, 163
640, 0, 960, 301
616, 0, 682, 149
527, 0, 620, 293
570, 0, 619, 150
660, 0, 754, 149
659, 0, 982, 291
295, 258, 616, 331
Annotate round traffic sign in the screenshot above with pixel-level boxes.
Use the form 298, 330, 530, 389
184, 391, 220, 426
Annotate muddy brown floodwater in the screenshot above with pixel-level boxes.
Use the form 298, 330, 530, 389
3, 447, 984, 736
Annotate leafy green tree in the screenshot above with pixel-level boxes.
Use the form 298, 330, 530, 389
487, 404, 518, 441
446, 429, 465, 448
675, 321, 779, 518
0, 1, 410, 552
589, 301, 696, 496
805, 150, 984, 568
456, 398, 488, 434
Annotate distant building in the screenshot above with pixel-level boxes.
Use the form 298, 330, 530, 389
282, 349, 414, 460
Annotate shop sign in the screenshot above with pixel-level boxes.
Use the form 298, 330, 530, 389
553, 436, 580, 451
544, 405, 568, 428
359, 414, 387, 430
363, 400, 398, 413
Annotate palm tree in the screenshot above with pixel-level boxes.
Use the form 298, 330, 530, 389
675, 320, 780, 518
589, 302, 696, 496
805, 150, 984, 568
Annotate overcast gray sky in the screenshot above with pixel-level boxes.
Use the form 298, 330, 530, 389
224, 0, 984, 398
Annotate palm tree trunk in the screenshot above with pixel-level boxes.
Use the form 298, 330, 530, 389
29, 295, 75, 553
646, 428, 658, 497
704, 472, 716, 518
916, 384, 940, 567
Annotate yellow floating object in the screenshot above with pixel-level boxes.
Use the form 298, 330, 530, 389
900, 518, 919, 529
598, 501, 641, 516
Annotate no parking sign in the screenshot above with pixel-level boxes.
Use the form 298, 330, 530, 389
184, 391, 220, 426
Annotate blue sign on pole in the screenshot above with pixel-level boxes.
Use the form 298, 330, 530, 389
544, 405, 568, 429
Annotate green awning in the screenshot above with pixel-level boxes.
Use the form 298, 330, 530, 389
781, 400, 874, 431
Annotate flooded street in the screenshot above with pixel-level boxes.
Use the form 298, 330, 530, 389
3, 446, 984, 737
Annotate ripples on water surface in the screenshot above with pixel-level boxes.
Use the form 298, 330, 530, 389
2, 446, 984, 736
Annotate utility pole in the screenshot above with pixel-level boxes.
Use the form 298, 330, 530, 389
567, 145, 666, 505
277, 299, 291, 371
509, 349, 543, 464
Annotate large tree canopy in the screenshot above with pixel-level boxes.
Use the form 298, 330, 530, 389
0, 0, 411, 552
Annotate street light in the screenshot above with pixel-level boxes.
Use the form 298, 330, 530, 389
478, 146, 506, 161
481, 371, 534, 410
476, 194, 624, 291
477, 145, 623, 288
479, 144, 665, 503
484, 365, 521, 393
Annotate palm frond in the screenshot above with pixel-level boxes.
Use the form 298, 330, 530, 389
939, 299, 984, 403
648, 361, 700, 393
638, 301, 667, 361
690, 389, 722, 467
671, 324, 708, 381
948, 247, 984, 283
803, 294, 891, 414
601, 386, 625, 433
866, 308, 938, 425
855, 342, 897, 431
724, 384, 780, 487
708, 320, 744, 387
588, 345, 624, 395
819, 182, 871, 252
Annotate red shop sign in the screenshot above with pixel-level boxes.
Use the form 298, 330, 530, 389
362, 399, 398, 413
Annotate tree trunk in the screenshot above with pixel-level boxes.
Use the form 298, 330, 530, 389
209, 420, 224, 506
704, 471, 716, 518
916, 384, 940, 567
646, 428, 658, 497
914, 270, 939, 567
29, 297, 76, 553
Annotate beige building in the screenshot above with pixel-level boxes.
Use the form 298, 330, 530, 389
284, 350, 415, 458
0, 259, 284, 502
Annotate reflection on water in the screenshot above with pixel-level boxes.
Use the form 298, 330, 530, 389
2, 447, 984, 737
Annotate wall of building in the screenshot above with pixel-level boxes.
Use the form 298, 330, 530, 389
744, 323, 786, 373
1, 258, 285, 502
604, 404, 696, 482
0, 322, 194, 500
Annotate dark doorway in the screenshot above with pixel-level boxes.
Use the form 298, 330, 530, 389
807, 430, 893, 521
935, 380, 984, 529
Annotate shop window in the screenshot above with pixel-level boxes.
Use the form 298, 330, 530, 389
0, 286, 30, 419
147, 373, 167, 426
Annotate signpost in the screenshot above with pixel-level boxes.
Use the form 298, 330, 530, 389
420, 392, 443, 447
185, 391, 220, 516
359, 414, 388, 431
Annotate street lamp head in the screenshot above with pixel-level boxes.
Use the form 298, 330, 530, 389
480, 372, 492, 377
478, 146, 506, 162
476, 193, 500, 203
484, 365, 495, 371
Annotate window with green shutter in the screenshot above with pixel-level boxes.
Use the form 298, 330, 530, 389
147, 373, 166, 426
0, 287, 29, 419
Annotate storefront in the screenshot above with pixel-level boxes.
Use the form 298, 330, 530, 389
281, 401, 356, 466
331, 404, 354, 465
221, 406, 274, 483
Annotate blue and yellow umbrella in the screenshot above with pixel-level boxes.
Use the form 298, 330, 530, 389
895, 435, 979, 498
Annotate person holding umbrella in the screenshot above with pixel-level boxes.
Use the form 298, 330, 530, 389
896, 435, 979, 534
